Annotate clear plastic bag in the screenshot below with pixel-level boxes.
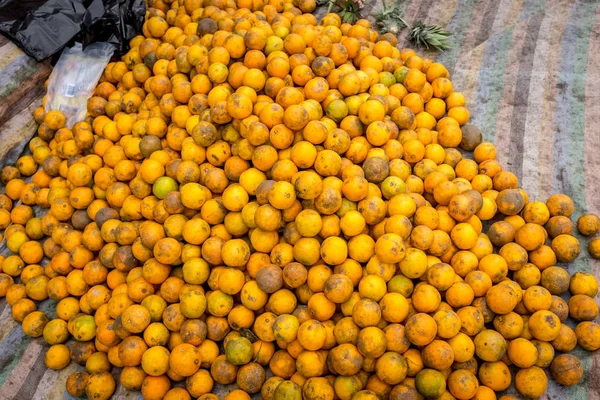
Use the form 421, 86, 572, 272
44, 42, 114, 128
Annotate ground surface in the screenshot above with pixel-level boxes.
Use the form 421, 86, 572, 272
0, 0, 599, 398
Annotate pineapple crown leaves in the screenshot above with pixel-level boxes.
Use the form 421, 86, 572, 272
317, 0, 452, 51
322, 0, 364, 24
372, 0, 452, 51
409, 22, 452, 51
373, 0, 407, 34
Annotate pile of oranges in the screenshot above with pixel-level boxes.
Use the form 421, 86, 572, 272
0, 0, 599, 399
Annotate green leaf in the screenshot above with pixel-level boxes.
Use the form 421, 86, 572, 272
326, 0, 335, 13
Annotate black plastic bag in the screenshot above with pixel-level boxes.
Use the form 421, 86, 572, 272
0, 0, 145, 61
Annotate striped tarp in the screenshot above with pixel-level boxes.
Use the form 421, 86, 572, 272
0, 0, 599, 398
